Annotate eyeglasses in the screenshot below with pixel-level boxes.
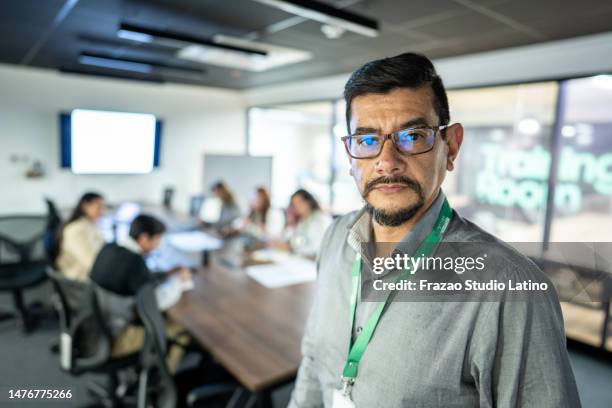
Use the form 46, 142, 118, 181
341, 125, 448, 159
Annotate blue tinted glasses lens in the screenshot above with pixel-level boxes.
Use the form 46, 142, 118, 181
396, 130, 415, 150
352, 135, 380, 156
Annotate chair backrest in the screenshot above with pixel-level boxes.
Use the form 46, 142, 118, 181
0, 216, 48, 264
136, 283, 177, 408
44, 198, 62, 232
43, 198, 62, 260
46, 268, 114, 374
46, 267, 85, 329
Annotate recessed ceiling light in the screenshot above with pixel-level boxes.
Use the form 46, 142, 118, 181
517, 118, 541, 135
321, 24, 346, 39
117, 29, 154, 43
561, 125, 576, 138
178, 35, 311, 72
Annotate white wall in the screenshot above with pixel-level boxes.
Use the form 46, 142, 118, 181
0, 64, 246, 214
4, 30, 612, 215
244, 31, 612, 106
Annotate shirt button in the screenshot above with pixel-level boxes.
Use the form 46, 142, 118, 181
356, 326, 363, 334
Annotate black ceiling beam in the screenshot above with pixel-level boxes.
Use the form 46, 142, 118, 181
119, 22, 268, 56
60, 66, 166, 84
79, 51, 206, 74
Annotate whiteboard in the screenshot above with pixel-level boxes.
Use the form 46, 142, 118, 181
203, 154, 272, 209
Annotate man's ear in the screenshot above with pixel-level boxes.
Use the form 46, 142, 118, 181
445, 123, 464, 171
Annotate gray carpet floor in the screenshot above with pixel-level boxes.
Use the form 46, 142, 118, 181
0, 283, 610, 407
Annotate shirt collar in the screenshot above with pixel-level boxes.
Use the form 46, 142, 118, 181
347, 190, 446, 261
118, 235, 143, 254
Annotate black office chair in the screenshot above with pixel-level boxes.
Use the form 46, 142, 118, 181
43, 198, 62, 259
136, 283, 177, 408
47, 267, 140, 407
135, 283, 239, 408
0, 215, 49, 332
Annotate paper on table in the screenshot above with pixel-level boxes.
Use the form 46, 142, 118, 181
181, 278, 195, 291
250, 248, 291, 263
246, 257, 317, 288
168, 231, 223, 252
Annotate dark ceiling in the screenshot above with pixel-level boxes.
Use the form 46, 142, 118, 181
1, 0, 612, 89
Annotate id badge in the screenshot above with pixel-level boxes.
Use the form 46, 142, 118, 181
332, 389, 356, 408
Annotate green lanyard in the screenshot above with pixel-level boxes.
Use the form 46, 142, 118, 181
342, 198, 452, 390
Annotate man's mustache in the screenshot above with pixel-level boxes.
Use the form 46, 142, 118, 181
362, 176, 422, 197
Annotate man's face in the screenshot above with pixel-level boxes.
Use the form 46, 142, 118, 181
348, 87, 462, 226
137, 233, 163, 254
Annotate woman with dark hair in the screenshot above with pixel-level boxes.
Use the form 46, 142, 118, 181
55, 192, 106, 281
273, 189, 332, 258
209, 181, 241, 230
240, 186, 271, 238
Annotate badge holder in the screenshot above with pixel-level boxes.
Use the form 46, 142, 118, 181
332, 377, 355, 408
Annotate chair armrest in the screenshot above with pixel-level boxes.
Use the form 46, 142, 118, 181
186, 383, 237, 407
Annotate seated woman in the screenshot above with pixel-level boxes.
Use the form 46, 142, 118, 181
240, 186, 271, 239
55, 192, 106, 281
205, 181, 241, 234
273, 189, 332, 259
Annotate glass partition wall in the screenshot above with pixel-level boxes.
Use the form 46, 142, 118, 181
248, 74, 612, 351
248, 103, 333, 210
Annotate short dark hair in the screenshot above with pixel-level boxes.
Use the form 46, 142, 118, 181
129, 214, 166, 240
344, 52, 450, 133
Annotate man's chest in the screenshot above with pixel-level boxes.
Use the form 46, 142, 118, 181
315, 252, 483, 406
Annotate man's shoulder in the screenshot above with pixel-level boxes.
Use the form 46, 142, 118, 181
94, 243, 143, 270
334, 209, 364, 231
323, 209, 362, 241
446, 211, 545, 281
98, 242, 137, 258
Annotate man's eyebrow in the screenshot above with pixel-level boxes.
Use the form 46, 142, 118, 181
353, 126, 378, 134
352, 117, 431, 134
398, 117, 430, 128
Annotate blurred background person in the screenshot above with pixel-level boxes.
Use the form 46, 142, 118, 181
203, 181, 241, 234
272, 189, 332, 259
90, 214, 192, 372
240, 186, 271, 239
54, 192, 106, 281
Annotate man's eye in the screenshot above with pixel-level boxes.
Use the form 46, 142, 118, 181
398, 131, 421, 142
359, 135, 378, 146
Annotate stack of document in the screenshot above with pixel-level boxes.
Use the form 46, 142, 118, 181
246, 256, 317, 288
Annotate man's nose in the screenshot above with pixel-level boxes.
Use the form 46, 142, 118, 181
374, 137, 404, 175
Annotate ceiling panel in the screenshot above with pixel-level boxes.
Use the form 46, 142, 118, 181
1, 0, 611, 89
348, 0, 464, 25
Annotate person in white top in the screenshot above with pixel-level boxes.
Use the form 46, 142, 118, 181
272, 189, 333, 259
55, 192, 106, 281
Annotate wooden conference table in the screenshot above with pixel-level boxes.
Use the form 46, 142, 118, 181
168, 257, 315, 404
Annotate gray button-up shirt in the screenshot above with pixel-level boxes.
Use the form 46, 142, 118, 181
289, 192, 580, 407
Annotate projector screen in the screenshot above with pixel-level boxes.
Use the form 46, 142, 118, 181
70, 109, 157, 174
